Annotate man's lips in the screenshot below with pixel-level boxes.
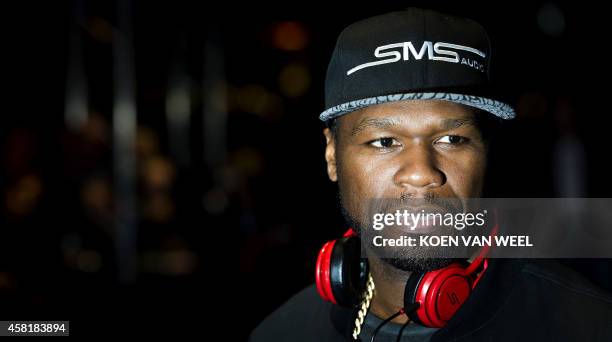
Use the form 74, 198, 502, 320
375, 206, 454, 233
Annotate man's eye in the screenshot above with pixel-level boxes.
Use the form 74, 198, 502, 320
436, 135, 467, 145
369, 137, 399, 148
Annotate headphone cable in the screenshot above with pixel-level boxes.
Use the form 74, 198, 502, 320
395, 320, 411, 342
370, 308, 404, 342
370, 302, 419, 342
395, 303, 420, 342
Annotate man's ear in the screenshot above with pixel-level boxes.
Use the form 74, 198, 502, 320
323, 128, 338, 182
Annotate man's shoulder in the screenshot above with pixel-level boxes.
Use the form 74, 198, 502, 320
249, 284, 349, 342
510, 259, 612, 336
439, 259, 612, 341
518, 259, 612, 306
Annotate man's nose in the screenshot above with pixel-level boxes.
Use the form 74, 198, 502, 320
393, 143, 445, 190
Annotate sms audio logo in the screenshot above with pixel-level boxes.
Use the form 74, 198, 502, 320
347, 41, 486, 75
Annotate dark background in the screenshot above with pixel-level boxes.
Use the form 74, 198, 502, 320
2, 0, 611, 338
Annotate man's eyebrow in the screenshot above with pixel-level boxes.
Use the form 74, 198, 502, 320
350, 117, 399, 136
440, 117, 477, 130
350, 116, 476, 136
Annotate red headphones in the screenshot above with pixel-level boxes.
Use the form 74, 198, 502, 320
315, 225, 497, 328
315, 229, 369, 307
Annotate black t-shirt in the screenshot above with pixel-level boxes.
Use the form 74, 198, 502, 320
250, 259, 612, 341
359, 311, 438, 341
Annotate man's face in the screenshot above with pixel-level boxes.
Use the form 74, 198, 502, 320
323, 100, 488, 271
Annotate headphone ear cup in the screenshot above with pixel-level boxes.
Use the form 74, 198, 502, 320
404, 271, 426, 325
315, 240, 336, 303
406, 263, 473, 328
329, 236, 368, 307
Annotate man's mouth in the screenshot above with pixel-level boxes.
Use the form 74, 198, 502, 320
377, 206, 453, 234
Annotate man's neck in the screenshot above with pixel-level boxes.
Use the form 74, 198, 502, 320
368, 256, 412, 324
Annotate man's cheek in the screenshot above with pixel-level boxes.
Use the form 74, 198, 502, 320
447, 160, 485, 197
348, 159, 396, 198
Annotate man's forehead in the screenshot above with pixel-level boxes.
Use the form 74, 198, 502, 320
338, 100, 478, 134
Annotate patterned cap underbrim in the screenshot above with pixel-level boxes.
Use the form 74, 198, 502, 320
319, 92, 516, 122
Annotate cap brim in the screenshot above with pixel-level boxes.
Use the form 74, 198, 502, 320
319, 92, 515, 122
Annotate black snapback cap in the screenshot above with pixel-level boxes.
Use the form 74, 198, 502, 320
320, 8, 515, 122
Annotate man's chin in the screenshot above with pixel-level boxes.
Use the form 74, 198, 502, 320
381, 257, 460, 273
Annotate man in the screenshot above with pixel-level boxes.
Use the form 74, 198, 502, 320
251, 8, 612, 341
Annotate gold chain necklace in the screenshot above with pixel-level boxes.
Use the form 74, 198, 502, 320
352, 273, 375, 340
